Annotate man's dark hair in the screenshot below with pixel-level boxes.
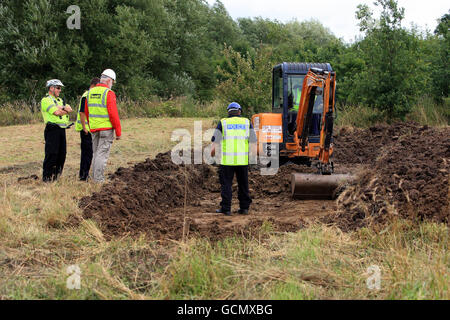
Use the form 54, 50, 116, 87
90, 77, 101, 86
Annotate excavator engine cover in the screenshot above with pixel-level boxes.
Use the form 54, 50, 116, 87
252, 113, 282, 158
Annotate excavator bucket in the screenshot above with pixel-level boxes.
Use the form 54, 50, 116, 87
291, 173, 355, 199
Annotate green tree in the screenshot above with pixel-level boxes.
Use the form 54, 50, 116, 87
216, 45, 273, 116
353, 0, 424, 118
0, 0, 60, 108
431, 11, 449, 100
333, 44, 365, 104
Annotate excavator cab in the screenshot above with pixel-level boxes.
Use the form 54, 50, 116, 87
271, 62, 333, 149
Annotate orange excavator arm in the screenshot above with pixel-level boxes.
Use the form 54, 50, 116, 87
295, 68, 336, 173
319, 70, 336, 167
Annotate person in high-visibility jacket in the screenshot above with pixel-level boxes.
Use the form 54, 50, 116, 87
210, 102, 257, 216
288, 85, 302, 134
75, 77, 100, 181
85, 69, 121, 183
292, 85, 302, 111
41, 79, 73, 182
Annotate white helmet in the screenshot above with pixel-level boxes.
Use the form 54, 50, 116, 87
46, 79, 64, 88
101, 69, 116, 81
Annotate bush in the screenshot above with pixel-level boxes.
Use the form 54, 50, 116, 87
216, 46, 273, 117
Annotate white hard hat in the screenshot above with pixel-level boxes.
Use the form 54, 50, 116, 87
101, 69, 116, 81
46, 79, 64, 88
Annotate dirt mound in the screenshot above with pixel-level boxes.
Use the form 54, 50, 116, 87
79, 153, 212, 240
332, 122, 420, 165
79, 153, 307, 241
329, 124, 449, 230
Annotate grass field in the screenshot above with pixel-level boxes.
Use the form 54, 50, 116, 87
0, 118, 448, 300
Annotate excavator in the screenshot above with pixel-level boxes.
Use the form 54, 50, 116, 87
252, 63, 354, 199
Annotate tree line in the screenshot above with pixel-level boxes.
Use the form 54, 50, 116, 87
0, 0, 448, 118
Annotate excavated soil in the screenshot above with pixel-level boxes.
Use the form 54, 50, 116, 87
78, 122, 449, 240
78, 154, 324, 241
330, 124, 449, 230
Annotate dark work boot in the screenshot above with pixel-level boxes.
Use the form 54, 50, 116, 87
216, 208, 231, 216
237, 208, 249, 215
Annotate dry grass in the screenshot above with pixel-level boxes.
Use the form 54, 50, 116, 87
337, 98, 449, 128
0, 118, 448, 300
336, 104, 383, 128
0, 102, 42, 127
157, 222, 448, 299
407, 97, 450, 127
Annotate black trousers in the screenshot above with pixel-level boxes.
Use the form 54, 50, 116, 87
43, 123, 66, 182
219, 165, 252, 211
79, 131, 93, 181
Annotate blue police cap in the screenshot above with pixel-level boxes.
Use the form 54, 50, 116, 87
227, 102, 242, 111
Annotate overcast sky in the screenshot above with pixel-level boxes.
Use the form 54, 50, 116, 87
206, 0, 448, 42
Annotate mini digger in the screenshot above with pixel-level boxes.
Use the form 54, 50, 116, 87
251, 63, 354, 199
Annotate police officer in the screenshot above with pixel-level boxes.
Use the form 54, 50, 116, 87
211, 102, 257, 216
41, 79, 73, 182
75, 77, 100, 181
